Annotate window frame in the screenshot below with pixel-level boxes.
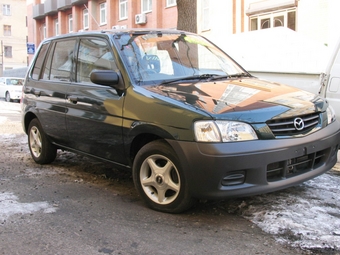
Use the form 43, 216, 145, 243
4, 46, 12, 58
3, 25, 11, 36
166, 0, 176, 8
249, 8, 296, 31
43, 24, 47, 39
119, 0, 128, 20
201, 0, 210, 31
54, 19, 59, 36
141, 0, 152, 13
83, 9, 89, 29
100, 2, 107, 25
68, 14, 73, 33
2, 4, 10, 16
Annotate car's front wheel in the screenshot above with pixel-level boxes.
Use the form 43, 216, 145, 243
28, 118, 57, 164
5, 92, 11, 102
133, 140, 196, 213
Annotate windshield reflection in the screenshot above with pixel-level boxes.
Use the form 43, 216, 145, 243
115, 32, 246, 85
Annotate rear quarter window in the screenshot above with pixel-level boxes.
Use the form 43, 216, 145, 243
32, 42, 50, 80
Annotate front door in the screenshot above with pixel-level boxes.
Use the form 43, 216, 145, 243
65, 37, 127, 166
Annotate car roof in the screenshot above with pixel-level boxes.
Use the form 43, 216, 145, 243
42, 29, 192, 42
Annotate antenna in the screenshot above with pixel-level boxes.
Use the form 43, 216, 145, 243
83, 4, 100, 28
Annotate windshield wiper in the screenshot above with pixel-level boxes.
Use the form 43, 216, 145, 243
208, 72, 251, 81
159, 74, 214, 85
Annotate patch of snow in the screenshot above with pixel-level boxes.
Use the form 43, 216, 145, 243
233, 172, 340, 250
0, 116, 6, 124
0, 192, 57, 222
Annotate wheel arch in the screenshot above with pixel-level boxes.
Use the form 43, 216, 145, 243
127, 123, 176, 164
23, 112, 38, 134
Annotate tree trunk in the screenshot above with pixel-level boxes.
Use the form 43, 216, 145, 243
177, 0, 197, 33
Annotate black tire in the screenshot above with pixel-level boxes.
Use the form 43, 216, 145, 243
5, 92, 11, 102
132, 140, 196, 213
27, 118, 57, 164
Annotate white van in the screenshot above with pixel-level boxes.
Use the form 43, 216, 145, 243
319, 38, 340, 120
0, 77, 24, 102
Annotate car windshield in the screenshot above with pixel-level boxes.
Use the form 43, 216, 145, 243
114, 32, 247, 85
7, 79, 24, 86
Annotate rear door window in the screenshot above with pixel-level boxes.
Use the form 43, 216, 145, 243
43, 39, 76, 82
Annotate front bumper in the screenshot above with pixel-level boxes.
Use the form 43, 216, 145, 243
168, 120, 340, 199
9, 91, 22, 100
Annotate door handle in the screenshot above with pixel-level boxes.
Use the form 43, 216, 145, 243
68, 95, 78, 104
33, 90, 41, 97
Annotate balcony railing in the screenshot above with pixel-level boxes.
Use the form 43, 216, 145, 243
57, 0, 72, 11
44, 0, 58, 15
33, 0, 88, 20
71, 0, 88, 6
32, 4, 45, 19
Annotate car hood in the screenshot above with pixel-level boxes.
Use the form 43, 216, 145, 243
145, 78, 325, 122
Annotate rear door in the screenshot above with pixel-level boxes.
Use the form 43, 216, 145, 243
65, 36, 127, 165
25, 39, 76, 144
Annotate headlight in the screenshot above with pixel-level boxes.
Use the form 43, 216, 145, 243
326, 105, 336, 124
194, 120, 258, 142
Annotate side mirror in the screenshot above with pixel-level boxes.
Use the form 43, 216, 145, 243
90, 70, 120, 87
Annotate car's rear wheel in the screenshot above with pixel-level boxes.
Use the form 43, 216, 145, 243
5, 92, 11, 102
133, 140, 196, 213
28, 119, 57, 164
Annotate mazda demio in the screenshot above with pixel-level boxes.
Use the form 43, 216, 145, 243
21, 29, 340, 213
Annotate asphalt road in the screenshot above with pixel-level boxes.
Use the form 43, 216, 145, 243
0, 100, 325, 255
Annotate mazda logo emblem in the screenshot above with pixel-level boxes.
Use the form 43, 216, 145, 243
294, 117, 304, 130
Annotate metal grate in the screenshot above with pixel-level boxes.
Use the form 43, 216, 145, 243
267, 148, 329, 181
266, 113, 320, 136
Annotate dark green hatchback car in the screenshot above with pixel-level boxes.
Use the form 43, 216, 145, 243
21, 29, 340, 213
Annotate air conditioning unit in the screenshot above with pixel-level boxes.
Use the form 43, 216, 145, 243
120, 25, 127, 29
112, 25, 120, 29
135, 13, 147, 24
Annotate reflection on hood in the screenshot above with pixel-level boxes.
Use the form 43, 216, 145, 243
145, 78, 320, 117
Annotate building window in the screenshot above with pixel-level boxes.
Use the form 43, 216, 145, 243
54, 19, 59, 36
141, 0, 152, 13
249, 9, 296, 31
100, 2, 107, 25
2, 4, 10, 16
166, 0, 176, 7
119, 0, 128, 20
43, 24, 46, 39
3, 25, 11, 36
202, 0, 210, 31
83, 9, 89, 29
4, 46, 12, 58
68, 14, 73, 33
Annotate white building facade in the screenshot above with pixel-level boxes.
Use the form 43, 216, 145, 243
0, 0, 28, 74
198, 0, 340, 49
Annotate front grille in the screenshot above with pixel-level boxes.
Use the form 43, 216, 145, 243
267, 148, 330, 181
266, 113, 320, 136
